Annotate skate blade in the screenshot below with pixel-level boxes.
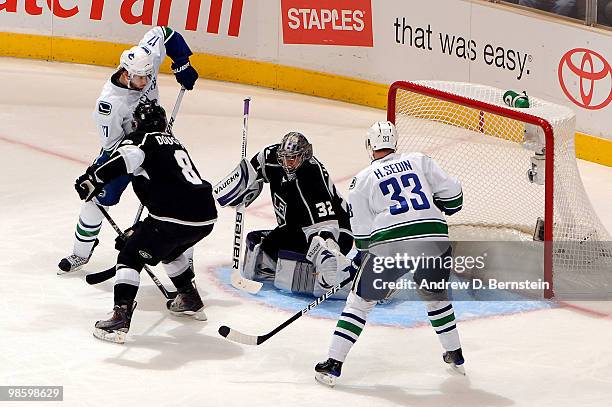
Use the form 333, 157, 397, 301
315, 372, 337, 387
169, 307, 208, 321
93, 328, 126, 344
448, 363, 466, 376
57, 266, 83, 276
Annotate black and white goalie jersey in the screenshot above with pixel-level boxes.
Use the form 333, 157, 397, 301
250, 144, 350, 240
99, 130, 217, 225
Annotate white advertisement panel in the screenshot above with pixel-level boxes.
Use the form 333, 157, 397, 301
0, 0, 610, 139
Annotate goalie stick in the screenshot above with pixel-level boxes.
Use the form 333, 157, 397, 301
91, 204, 178, 300
229, 97, 263, 294
218, 275, 353, 345
85, 87, 186, 286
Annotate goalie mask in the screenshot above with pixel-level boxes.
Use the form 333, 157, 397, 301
366, 121, 398, 161
132, 100, 167, 133
120, 46, 154, 89
277, 132, 313, 178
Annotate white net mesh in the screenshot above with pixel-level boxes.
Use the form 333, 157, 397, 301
390, 81, 612, 297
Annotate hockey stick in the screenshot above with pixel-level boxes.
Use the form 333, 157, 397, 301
230, 97, 263, 294
130, 86, 185, 247
218, 275, 353, 345
91, 204, 178, 300
86, 88, 186, 285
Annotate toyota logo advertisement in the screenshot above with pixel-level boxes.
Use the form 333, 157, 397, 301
558, 48, 612, 111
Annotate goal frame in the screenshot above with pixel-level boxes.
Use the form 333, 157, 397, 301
387, 81, 556, 298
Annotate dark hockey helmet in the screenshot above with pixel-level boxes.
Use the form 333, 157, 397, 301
277, 132, 313, 175
132, 99, 167, 133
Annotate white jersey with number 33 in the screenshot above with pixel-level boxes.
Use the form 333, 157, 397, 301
349, 152, 463, 250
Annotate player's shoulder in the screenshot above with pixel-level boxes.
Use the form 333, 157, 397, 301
349, 165, 373, 192
94, 82, 130, 118
119, 130, 149, 147
259, 143, 280, 163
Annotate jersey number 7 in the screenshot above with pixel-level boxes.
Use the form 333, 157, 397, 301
379, 173, 430, 215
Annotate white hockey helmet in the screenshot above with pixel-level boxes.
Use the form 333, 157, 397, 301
366, 121, 398, 160
120, 46, 154, 79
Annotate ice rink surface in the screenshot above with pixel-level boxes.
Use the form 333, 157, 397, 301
1, 58, 611, 406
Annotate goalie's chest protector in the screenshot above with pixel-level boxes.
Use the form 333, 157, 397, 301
265, 162, 325, 229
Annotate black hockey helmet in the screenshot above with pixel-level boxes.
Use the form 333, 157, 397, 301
132, 99, 167, 133
277, 132, 313, 176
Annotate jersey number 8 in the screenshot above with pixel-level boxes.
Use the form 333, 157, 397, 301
174, 150, 202, 185
379, 173, 430, 215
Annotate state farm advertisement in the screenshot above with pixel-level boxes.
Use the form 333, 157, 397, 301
281, 0, 373, 46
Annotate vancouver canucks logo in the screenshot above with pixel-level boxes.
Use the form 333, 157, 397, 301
349, 177, 357, 190
98, 101, 112, 116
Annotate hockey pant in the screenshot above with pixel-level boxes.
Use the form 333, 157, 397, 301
113, 217, 213, 306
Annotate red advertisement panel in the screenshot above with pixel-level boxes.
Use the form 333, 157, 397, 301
281, 0, 373, 47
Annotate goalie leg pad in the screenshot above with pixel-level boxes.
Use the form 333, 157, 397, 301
242, 230, 275, 280
274, 250, 315, 294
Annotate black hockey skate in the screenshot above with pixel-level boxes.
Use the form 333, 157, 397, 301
166, 286, 207, 321
57, 239, 99, 275
314, 358, 343, 387
443, 348, 466, 375
93, 301, 136, 344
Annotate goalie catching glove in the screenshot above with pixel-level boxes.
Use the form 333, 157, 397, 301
213, 157, 263, 208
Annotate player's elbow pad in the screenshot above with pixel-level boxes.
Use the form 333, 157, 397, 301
433, 198, 462, 216
95, 155, 129, 182
164, 30, 192, 62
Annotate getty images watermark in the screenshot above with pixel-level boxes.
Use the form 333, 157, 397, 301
370, 253, 550, 292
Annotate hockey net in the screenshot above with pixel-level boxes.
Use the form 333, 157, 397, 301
388, 81, 611, 299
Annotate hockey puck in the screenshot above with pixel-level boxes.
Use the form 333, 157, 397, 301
218, 326, 230, 338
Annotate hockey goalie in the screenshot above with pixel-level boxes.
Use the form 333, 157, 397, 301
214, 132, 354, 297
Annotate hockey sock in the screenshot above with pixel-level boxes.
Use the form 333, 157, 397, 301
329, 292, 375, 362
426, 301, 461, 351
114, 265, 140, 305
164, 253, 196, 291
73, 200, 104, 258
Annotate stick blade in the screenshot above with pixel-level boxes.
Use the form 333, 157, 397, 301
230, 271, 262, 294
85, 266, 116, 285
218, 325, 260, 346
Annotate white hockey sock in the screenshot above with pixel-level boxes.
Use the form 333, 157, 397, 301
426, 301, 461, 351
73, 200, 104, 258
328, 292, 375, 362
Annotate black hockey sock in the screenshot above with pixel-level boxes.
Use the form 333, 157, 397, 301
170, 267, 196, 292
114, 283, 138, 306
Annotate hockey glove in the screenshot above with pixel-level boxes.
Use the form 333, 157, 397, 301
171, 58, 198, 90
114, 224, 138, 251
75, 166, 104, 201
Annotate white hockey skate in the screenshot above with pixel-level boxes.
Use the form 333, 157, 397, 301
57, 239, 99, 275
